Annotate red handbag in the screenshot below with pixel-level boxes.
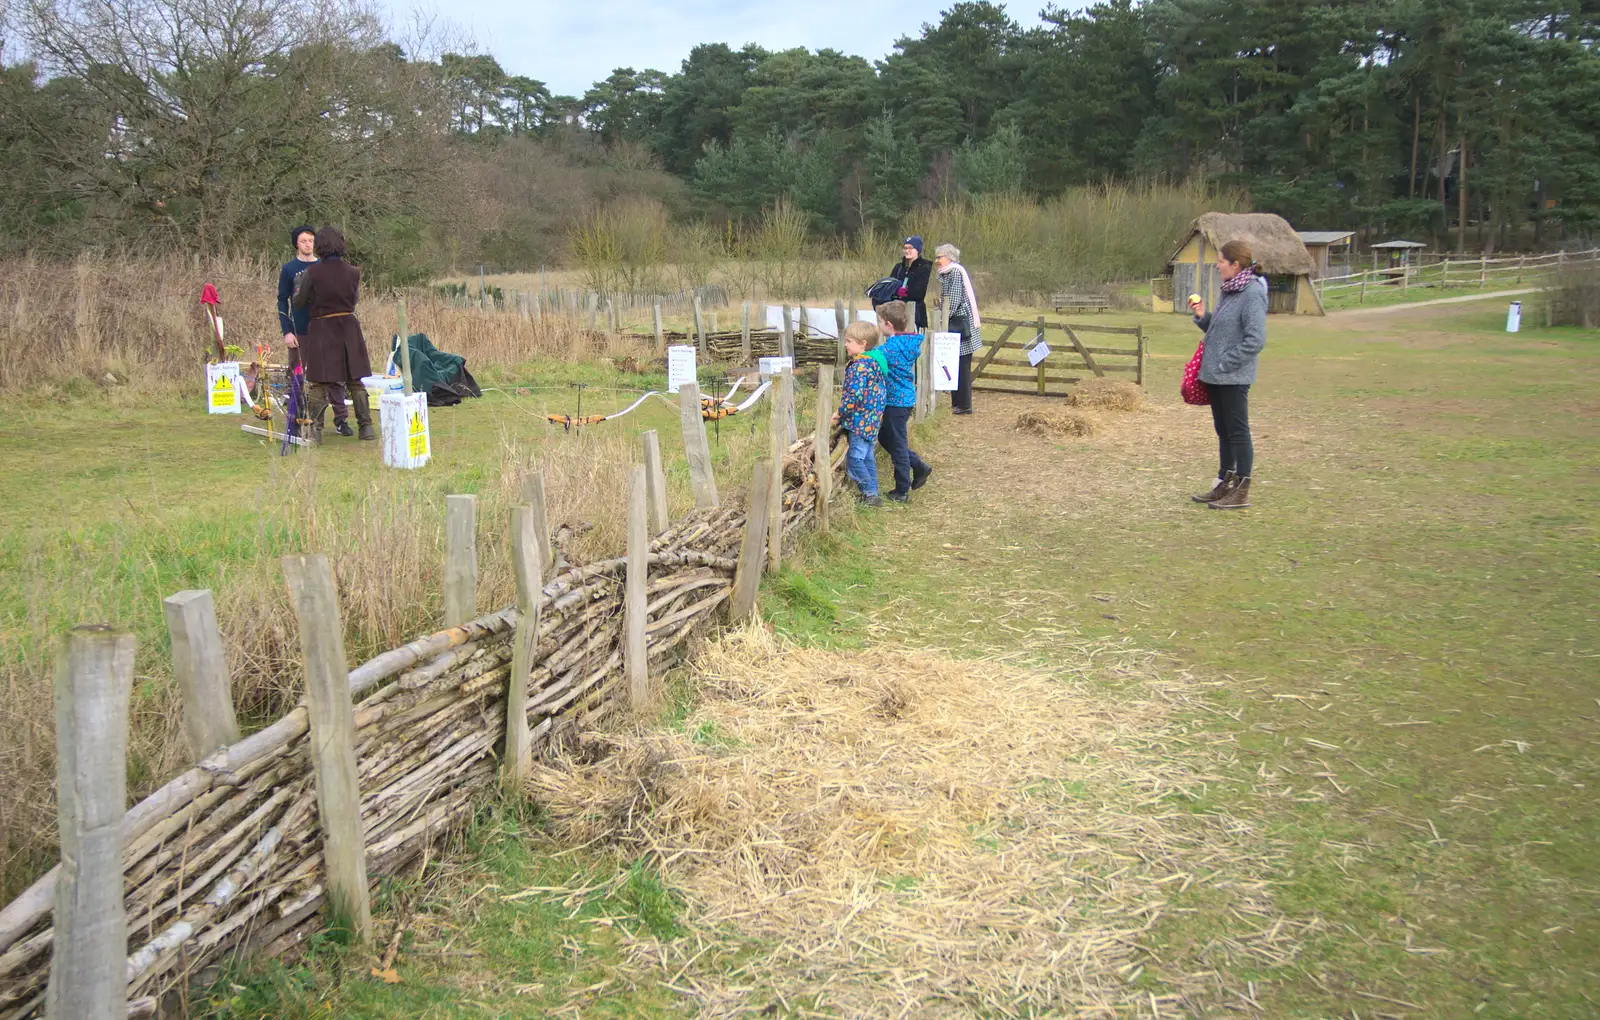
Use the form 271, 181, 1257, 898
1181, 340, 1210, 405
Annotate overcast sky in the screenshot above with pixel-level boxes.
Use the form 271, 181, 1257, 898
382, 1, 1057, 97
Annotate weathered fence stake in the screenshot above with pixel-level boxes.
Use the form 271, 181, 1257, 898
518, 470, 554, 575
281, 554, 371, 943
814, 364, 834, 535
678, 382, 719, 508
47, 625, 134, 1020
692, 293, 707, 356
163, 589, 240, 759
586, 291, 598, 330
641, 429, 669, 534
730, 460, 773, 622
798, 305, 810, 340
780, 305, 794, 359
834, 300, 847, 367
652, 302, 664, 352
740, 301, 752, 362
625, 465, 651, 710
504, 506, 540, 784
444, 494, 477, 628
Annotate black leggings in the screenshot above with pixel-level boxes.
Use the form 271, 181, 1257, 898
1208, 384, 1253, 478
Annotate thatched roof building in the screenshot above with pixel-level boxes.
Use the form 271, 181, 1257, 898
1156, 212, 1324, 315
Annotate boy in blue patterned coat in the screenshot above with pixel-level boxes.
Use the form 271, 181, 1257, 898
831, 321, 888, 506
873, 300, 932, 501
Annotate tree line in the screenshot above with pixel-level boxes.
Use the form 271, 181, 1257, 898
2, 0, 1596, 279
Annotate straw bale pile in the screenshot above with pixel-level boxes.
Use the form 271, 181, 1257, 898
1017, 408, 1098, 438
527, 626, 1316, 1017
1067, 378, 1145, 411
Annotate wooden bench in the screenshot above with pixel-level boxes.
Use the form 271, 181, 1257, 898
1051, 293, 1113, 313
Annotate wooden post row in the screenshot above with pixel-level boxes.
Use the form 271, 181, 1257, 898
730, 460, 773, 622
678, 383, 719, 509
281, 554, 372, 942
814, 364, 834, 536
444, 494, 477, 628
48, 626, 134, 1020
163, 589, 241, 760
641, 429, 669, 534
504, 506, 541, 784
624, 465, 651, 710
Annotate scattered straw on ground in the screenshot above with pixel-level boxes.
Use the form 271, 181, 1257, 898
1067, 378, 1146, 411
527, 625, 1316, 1018
1017, 407, 1098, 437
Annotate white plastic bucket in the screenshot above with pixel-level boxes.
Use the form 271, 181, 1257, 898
362, 375, 405, 400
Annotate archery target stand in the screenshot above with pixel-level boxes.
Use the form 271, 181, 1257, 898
381, 391, 430, 470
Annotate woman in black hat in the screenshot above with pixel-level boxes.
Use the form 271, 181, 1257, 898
889, 236, 933, 330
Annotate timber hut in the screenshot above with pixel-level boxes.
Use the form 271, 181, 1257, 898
1164, 212, 1324, 316
1297, 230, 1355, 279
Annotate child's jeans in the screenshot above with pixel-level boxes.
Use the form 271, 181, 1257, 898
844, 430, 879, 497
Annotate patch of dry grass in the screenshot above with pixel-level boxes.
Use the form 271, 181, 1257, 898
525, 624, 1317, 1017
1016, 407, 1099, 437
1067, 377, 1146, 411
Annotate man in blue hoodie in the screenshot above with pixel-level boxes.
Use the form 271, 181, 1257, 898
873, 300, 932, 502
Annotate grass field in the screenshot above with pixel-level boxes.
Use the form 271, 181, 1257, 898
5, 294, 1598, 1017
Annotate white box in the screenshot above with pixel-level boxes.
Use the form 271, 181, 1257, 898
667, 345, 697, 393
931, 332, 960, 391
206, 362, 241, 414
758, 356, 794, 377
380, 391, 430, 469
1506, 301, 1522, 333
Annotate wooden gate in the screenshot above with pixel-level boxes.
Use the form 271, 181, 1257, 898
971, 317, 1145, 397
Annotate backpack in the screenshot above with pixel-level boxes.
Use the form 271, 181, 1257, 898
865, 277, 901, 306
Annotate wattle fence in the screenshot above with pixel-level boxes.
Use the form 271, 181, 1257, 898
0, 374, 840, 1019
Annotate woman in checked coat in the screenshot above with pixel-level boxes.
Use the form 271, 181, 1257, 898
934, 243, 983, 415
292, 227, 375, 443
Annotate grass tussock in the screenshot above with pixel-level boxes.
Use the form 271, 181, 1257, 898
1066, 378, 1146, 411
1017, 408, 1098, 437
526, 625, 1312, 1016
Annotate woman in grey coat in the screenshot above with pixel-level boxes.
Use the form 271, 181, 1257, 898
934, 243, 983, 414
1187, 239, 1267, 509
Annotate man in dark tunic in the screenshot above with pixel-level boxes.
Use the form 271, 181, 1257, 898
276, 225, 350, 435
291, 227, 374, 443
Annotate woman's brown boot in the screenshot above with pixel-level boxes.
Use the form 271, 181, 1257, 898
1209, 476, 1251, 509
1192, 471, 1236, 503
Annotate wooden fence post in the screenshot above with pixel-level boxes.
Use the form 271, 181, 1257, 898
798, 305, 810, 340
652, 301, 664, 352
740, 302, 752, 362
692, 293, 707, 356
1479, 254, 1487, 288
641, 429, 669, 534
163, 589, 240, 759
780, 305, 794, 359
444, 494, 477, 628
625, 465, 651, 710
768, 370, 788, 571
678, 383, 719, 508
730, 460, 773, 622
518, 470, 554, 576
834, 300, 847, 367
504, 506, 540, 784
47, 626, 134, 1020
281, 554, 371, 942
1440, 258, 1449, 289
586, 292, 598, 330
1135, 325, 1146, 387
814, 364, 834, 536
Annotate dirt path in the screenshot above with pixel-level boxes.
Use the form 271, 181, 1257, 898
1327, 286, 1536, 316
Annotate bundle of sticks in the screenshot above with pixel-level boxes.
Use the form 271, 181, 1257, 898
0, 433, 840, 1018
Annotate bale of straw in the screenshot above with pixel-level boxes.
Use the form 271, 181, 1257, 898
1065, 378, 1144, 411
1016, 408, 1098, 438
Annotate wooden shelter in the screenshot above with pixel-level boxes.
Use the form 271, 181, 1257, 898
1162, 212, 1324, 316
1297, 230, 1355, 279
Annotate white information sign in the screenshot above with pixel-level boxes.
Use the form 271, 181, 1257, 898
931, 332, 961, 391
758, 356, 794, 377
1506, 301, 1522, 333
1027, 341, 1051, 367
206, 362, 241, 414
380, 391, 430, 470
666, 345, 697, 394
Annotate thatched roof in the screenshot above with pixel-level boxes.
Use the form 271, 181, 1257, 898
1173, 212, 1317, 276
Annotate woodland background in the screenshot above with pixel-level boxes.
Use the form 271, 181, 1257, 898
1, 0, 1598, 282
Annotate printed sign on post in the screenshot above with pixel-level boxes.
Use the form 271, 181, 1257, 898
667, 345, 697, 393
758, 356, 794, 377
931, 332, 960, 391
380, 391, 430, 470
1027, 341, 1051, 367
207, 362, 241, 414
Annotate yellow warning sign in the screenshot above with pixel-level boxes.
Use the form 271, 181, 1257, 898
407, 410, 428, 458
210, 372, 235, 409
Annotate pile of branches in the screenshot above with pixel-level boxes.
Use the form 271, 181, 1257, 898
0, 434, 839, 1018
